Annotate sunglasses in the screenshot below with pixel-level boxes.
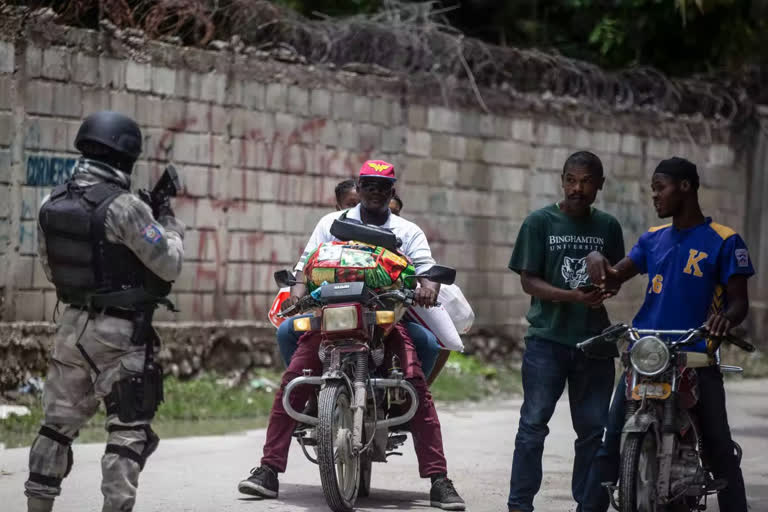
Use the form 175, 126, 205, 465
358, 180, 394, 192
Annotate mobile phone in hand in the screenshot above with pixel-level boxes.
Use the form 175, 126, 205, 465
578, 284, 598, 293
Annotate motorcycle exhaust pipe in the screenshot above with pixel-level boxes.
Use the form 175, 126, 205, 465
366, 379, 419, 430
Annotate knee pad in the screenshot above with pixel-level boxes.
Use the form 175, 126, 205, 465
105, 424, 160, 471
28, 426, 74, 488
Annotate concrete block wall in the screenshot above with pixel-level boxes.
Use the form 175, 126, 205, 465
0, 32, 754, 342
0, 37, 409, 323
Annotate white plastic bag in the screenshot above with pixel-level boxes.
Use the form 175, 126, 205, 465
438, 284, 475, 334
401, 284, 475, 352
405, 304, 465, 352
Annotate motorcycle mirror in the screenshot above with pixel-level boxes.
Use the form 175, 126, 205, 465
274, 270, 297, 288
407, 265, 456, 285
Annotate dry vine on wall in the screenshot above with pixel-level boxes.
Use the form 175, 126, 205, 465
4, 0, 759, 127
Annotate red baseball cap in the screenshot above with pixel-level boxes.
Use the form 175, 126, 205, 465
358, 159, 396, 181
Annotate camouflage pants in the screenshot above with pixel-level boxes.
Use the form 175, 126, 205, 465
25, 307, 158, 512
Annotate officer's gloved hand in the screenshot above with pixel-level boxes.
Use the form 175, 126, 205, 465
153, 198, 175, 219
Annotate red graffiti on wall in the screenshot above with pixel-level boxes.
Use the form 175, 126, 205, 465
151, 117, 198, 183
148, 114, 375, 321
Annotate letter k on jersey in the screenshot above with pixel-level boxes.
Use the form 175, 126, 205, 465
683, 249, 708, 277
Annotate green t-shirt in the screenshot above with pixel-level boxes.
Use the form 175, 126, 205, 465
509, 203, 625, 347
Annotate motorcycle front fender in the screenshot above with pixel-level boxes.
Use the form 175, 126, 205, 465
622, 410, 659, 434
620, 406, 662, 455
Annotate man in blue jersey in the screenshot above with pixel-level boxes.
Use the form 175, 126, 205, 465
584, 157, 754, 512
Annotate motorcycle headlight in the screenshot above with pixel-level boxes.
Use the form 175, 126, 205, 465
322, 306, 359, 332
630, 336, 670, 376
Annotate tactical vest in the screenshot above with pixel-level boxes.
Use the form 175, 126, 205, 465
39, 181, 170, 309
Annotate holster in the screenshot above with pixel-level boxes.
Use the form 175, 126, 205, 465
105, 306, 164, 422
105, 363, 164, 423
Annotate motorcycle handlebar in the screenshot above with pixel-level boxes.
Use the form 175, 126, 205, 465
376, 289, 441, 308
698, 325, 756, 353
277, 295, 319, 318
723, 335, 756, 352
278, 287, 442, 319
577, 323, 756, 353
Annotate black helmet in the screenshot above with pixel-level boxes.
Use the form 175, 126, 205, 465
74, 111, 142, 162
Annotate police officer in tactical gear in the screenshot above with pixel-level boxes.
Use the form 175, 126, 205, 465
25, 111, 185, 512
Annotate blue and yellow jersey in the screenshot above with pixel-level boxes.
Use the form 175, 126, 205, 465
628, 218, 755, 352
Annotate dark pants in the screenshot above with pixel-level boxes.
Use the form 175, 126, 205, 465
261, 323, 447, 478
507, 337, 615, 512
586, 365, 748, 512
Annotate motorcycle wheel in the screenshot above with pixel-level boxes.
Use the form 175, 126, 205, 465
620, 430, 659, 512
358, 452, 373, 497
318, 382, 360, 512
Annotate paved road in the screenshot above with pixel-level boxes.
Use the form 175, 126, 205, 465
1, 378, 766, 511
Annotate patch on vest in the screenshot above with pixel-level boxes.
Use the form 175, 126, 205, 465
141, 223, 163, 244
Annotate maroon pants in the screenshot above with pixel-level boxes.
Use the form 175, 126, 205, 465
261, 323, 447, 478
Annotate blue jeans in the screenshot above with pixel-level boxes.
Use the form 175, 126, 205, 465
585, 366, 748, 512
508, 337, 615, 512
275, 314, 312, 367
582, 376, 625, 512
276, 316, 441, 378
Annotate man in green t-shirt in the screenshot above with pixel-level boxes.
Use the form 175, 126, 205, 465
506, 151, 625, 512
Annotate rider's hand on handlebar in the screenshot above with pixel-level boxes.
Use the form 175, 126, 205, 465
280, 295, 302, 313
413, 286, 438, 308
706, 312, 732, 337
703, 319, 755, 352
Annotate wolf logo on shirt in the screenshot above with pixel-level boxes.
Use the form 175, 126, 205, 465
561, 256, 589, 289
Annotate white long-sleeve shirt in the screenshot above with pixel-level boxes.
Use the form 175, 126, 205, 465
295, 204, 435, 274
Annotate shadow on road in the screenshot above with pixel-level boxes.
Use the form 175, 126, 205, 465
237, 483, 432, 511
357, 488, 433, 510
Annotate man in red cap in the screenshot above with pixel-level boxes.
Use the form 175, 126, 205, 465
236, 160, 466, 510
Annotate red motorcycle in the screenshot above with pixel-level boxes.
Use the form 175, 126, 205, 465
274, 219, 456, 512
578, 324, 754, 512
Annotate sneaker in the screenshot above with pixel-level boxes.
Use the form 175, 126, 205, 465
237, 465, 279, 498
430, 477, 466, 510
